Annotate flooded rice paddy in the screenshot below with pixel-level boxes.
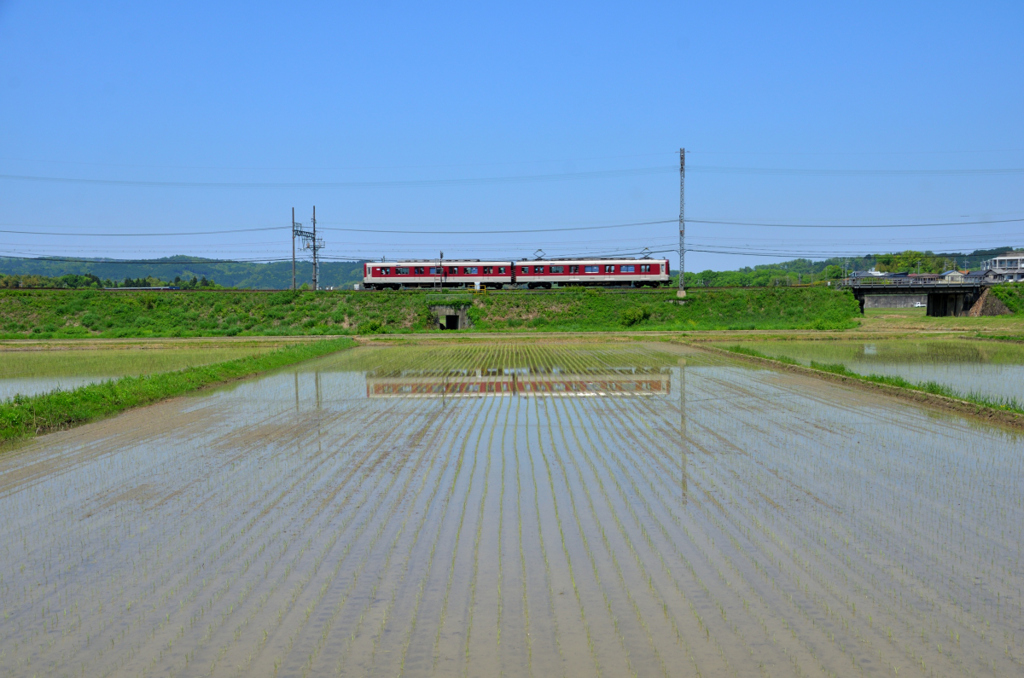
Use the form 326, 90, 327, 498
733, 338, 1024, 404
0, 344, 277, 401
0, 341, 1022, 677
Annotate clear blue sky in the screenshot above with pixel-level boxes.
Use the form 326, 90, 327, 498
1, 1, 1022, 272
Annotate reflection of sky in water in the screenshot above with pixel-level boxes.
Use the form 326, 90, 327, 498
841, 363, 1024, 402
0, 376, 117, 402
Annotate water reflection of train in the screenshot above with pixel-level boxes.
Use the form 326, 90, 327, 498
366, 368, 670, 398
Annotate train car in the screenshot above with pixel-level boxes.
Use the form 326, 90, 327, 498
512, 258, 670, 289
363, 260, 514, 290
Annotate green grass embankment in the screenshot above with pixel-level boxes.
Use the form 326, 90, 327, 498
991, 284, 1024, 315
0, 337, 355, 444
0, 286, 861, 338
722, 344, 1024, 415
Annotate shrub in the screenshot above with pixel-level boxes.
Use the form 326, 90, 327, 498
357, 319, 384, 334
621, 305, 651, 327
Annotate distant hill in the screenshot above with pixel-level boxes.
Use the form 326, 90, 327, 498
0, 256, 366, 289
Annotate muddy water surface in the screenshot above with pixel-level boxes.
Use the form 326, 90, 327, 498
0, 342, 1021, 677
0, 345, 276, 401
736, 338, 1024, 404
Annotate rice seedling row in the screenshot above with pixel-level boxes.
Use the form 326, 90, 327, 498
1, 342, 1021, 677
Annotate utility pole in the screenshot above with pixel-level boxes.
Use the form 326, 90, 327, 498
291, 207, 324, 290
312, 206, 318, 291
291, 207, 296, 291
677, 148, 686, 298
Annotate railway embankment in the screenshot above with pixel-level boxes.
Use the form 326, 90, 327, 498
0, 337, 355, 444
0, 286, 861, 338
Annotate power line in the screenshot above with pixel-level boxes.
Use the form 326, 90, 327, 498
0, 166, 673, 189
2, 163, 1023, 190
0, 225, 284, 236
689, 217, 1024, 228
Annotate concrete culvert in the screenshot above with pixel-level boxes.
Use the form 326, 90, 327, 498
430, 305, 472, 330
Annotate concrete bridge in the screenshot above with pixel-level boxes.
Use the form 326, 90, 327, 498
846, 280, 988, 317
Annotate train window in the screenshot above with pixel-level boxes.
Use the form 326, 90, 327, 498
533, 266, 545, 273
483, 266, 493, 274
550, 265, 564, 273
466, 266, 479, 274
448, 266, 458, 274
584, 265, 598, 273
640, 265, 651, 273
396, 267, 410, 275
569, 265, 579, 274
414, 267, 425, 275
384, 267, 392, 275
604, 265, 615, 273
498, 267, 506, 274
621, 265, 635, 273
429, 267, 442, 274
521, 267, 529, 274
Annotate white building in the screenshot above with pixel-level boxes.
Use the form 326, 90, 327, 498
980, 250, 1024, 282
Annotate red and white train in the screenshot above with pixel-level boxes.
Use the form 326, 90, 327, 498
363, 258, 670, 290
